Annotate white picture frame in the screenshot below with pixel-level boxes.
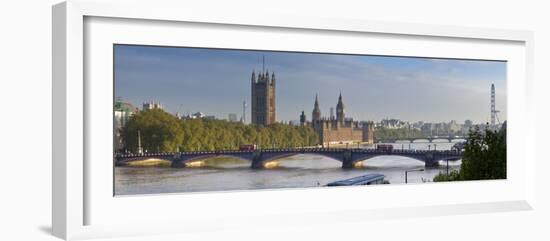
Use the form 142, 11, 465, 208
52, 0, 535, 240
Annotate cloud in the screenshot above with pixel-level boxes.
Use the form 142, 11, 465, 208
115, 45, 507, 123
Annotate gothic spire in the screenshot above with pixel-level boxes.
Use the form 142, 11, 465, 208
315, 94, 320, 108
312, 94, 321, 121
336, 91, 345, 122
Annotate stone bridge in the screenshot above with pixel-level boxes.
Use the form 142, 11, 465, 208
376, 136, 466, 143
115, 148, 462, 169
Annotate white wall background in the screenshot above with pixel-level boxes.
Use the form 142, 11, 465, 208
0, 0, 548, 240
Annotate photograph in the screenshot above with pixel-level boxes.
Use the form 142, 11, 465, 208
113, 44, 507, 195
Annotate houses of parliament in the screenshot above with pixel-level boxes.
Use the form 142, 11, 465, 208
300, 93, 374, 146
250, 67, 374, 146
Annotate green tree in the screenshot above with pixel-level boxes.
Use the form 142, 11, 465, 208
122, 109, 184, 152
460, 125, 506, 180
123, 110, 322, 153
433, 124, 506, 182
433, 170, 461, 182
374, 126, 425, 140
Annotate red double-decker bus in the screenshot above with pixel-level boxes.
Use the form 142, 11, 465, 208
239, 144, 257, 151
376, 144, 394, 152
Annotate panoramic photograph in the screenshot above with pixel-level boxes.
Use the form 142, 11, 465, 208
113, 44, 507, 195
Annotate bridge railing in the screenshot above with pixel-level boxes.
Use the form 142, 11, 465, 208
115, 147, 462, 159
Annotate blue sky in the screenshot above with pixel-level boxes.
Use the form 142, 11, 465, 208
114, 45, 507, 124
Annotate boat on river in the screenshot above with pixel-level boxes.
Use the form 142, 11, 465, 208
326, 173, 389, 186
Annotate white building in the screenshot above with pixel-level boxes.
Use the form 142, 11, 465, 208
380, 118, 407, 129
142, 101, 163, 110
114, 100, 136, 152
228, 113, 238, 122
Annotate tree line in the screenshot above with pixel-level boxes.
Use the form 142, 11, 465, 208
374, 126, 426, 140
120, 109, 319, 153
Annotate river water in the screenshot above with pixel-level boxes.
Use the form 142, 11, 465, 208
115, 142, 462, 195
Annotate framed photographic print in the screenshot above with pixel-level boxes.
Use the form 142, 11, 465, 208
113, 45, 502, 194
53, 0, 535, 240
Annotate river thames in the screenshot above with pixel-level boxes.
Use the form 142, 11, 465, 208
115, 142, 462, 195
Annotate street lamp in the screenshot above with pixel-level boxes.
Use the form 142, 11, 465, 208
446, 158, 451, 176
405, 168, 425, 184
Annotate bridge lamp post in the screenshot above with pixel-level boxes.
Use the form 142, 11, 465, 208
446, 159, 450, 175
405, 168, 425, 184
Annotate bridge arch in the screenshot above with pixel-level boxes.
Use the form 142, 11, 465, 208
258, 151, 344, 163
249, 151, 348, 169
353, 154, 428, 164
181, 154, 252, 162
245, 151, 435, 167
450, 138, 466, 142
393, 140, 411, 143
117, 149, 461, 169
115, 154, 176, 166
430, 138, 451, 143
410, 139, 431, 143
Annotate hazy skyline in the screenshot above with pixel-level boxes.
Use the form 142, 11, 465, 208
114, 45, 507, 124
